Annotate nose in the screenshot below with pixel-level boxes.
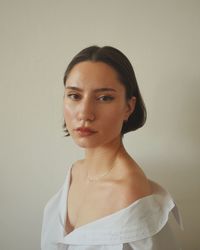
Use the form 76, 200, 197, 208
76, 98, 96, 122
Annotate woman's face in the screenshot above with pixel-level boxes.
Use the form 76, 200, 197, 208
63, 61, 135, 148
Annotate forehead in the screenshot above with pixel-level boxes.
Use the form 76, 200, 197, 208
65, 61, 124, 90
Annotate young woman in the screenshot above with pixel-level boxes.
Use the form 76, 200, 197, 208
41, 46, 182, 250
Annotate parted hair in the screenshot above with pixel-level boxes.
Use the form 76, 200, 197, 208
63, 45, 147, 136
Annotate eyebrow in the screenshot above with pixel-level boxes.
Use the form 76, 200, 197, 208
65, 86, 117, 92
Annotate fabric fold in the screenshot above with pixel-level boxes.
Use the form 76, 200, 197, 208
41, 165, 182, 249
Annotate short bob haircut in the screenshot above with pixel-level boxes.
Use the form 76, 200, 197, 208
63, 45, 146, 136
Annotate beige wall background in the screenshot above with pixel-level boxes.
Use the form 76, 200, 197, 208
0, 0, 199, 249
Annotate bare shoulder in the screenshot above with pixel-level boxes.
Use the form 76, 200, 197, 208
113, 162, 153, 208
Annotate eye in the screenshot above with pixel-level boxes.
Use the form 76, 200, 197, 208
66, 93, 81, 100
98, 95, 114, 102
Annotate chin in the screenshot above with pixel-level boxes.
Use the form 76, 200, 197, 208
74, 135, 109, 148
75, 141, 100, 149
73, 135, 121, 149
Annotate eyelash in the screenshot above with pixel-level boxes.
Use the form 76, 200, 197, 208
65, 93, 114, 102
66, 93, 80, 100
98, 95, 114, 101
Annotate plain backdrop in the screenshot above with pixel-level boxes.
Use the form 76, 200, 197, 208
0, 0, 200, 249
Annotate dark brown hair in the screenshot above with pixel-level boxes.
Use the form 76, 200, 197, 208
63, 45, 146, 136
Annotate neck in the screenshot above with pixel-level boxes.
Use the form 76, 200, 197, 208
82, 136, 128, 177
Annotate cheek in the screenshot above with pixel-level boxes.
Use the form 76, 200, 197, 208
64, 104, 74, 124
101, 107, 125, 128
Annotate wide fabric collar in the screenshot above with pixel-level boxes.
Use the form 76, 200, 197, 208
57, 165, 182, 246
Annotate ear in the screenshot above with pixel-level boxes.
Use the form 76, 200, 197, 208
124, 96, 136, 121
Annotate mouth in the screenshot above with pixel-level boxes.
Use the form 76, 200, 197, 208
74, 127, 97, 137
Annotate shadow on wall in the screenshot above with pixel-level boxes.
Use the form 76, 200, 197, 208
150, 73, 200, 250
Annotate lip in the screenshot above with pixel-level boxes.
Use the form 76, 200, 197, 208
74, 127, 97, 136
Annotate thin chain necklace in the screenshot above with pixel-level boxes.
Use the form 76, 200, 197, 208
87, 165, 115, 182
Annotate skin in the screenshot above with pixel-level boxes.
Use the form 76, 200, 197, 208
63, 61, 152, 232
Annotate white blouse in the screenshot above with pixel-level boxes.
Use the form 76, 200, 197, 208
41, 165, 183, 250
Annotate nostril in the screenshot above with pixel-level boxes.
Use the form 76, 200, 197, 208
76, 103, 96, 122
77, 112, 96, 122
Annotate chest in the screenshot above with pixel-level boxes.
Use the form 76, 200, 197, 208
65, 179, 119, 233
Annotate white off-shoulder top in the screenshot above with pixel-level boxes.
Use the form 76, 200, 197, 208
41, 165, 183, 250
